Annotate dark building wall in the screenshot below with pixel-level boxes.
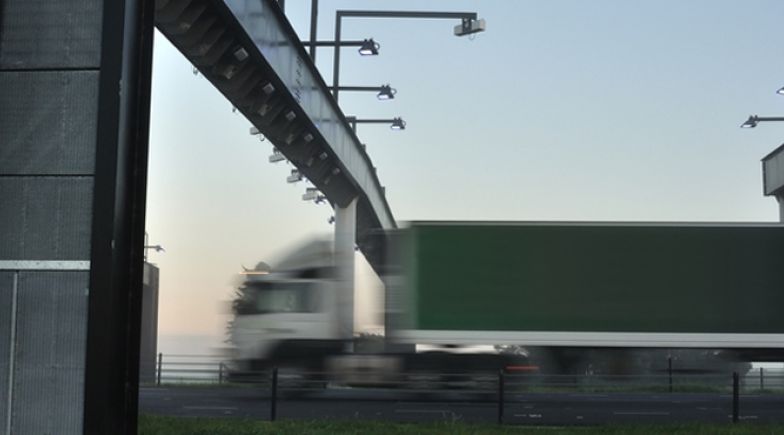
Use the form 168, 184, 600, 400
0, 1, 101, 433
1, 0, 153, 433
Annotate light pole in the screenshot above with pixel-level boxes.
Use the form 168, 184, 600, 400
345, 116, 406, 133
308, 1, 383, 60
328, 84, 396, 100
740, 86, 784, 221
143, 232, 165, 261
302, 38, 380, 55
740, 115, 784, 128
332, 10, 485, 102
309, 0, 318, 60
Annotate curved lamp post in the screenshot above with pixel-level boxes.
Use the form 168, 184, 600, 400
302, 38, 380, 57
328, 84, 396, 100
346, 116, 406, 132
332, 10, 485, 102
740, 115, 784, 128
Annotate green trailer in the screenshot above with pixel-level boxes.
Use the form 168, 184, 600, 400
393, 221, 784, 348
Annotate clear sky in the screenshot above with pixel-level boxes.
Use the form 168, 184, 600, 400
146, 0, 784, 352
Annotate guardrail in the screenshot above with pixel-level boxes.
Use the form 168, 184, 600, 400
145, 353, 784, 424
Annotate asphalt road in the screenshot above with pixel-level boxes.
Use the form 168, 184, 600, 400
139, 386, 784, 424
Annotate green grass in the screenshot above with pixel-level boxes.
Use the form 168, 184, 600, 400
139, 415, 784, 435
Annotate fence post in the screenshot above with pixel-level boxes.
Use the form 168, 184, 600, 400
218, 362, 224, 385
497, 369, 505, 425
668, 356, 673, 393
760, 367, 764, 391
156, 352, 163, 386
732, 371, 739, 423
270, 367, 278, 422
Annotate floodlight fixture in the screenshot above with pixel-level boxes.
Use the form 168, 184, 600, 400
390, 117, 406, 130
302, 38, 380, 62
144, 245, 165, 253
454, 18, 486, 36
269, 149, 285, 163
287, 169, 303, 183
143, 232, 165, 261
740, 115, 784, 128
143, 244, 165, 262
377, 84, 396, 100
302, 187, 320, 201
346, 116, 407, 132
741, 116, 758, 128
233, 47, 249, 62
777, 86, 784, 96
358, 38, 380, 55
332, 10, 486, 102
328, 84, 397, 100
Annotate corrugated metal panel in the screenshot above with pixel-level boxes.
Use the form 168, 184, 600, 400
11, 272, 87, 435
0, 71, 99, 175
0, 178, 93, 260
763, 146, 784, 196
0, 272, 14, 433
0, 0, 102, 69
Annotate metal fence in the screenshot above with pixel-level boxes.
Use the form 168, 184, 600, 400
144, 354, 784, 424
150, 353, 229, 385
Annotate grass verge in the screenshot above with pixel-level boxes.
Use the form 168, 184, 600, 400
139, 415, 784, 435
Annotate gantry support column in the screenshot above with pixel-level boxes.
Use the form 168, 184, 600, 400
334, 198, 357, 341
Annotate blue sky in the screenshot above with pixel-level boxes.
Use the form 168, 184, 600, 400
146, 1, 784, 346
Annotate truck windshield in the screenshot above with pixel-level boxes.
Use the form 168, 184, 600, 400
235, 281, 317, 314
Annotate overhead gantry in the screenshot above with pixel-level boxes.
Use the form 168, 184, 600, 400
154, 0, 397, 270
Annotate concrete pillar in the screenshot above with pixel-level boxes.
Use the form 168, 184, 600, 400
778, 195, 784, 223
334, 198, 357, 340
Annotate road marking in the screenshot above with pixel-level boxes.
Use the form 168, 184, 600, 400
514, 414, 542, 418
182, 406, 238, 411
613, 411, 670, 416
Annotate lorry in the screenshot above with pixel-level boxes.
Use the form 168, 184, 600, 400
229, 221, 784, 379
